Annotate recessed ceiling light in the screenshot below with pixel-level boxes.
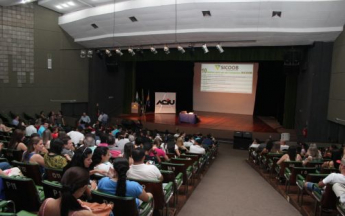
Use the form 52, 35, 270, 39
129, 16, 138, 22
56, 5, 63, 9
61, 4, 69, 8
91, 23, 98, 29
67, 1, 75, 6
272, 11, 282, 17
202, 11, 211, 17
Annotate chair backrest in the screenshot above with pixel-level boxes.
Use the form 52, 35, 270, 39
161, 162, 189, 186
166, 153, 176, 159
42, 180, 62, 199
305, 174, 328, 183
91, 190, 138, 216
320, 167, 339, 174
128, 178, 165, 210
179, 154, 199, 167
279, 161, 302, 177
45, 167, 63, 182
305, 161, 324, 169
2, 148, 23, 164
289, 167, 317, 184
321, 184, 337, 209
12, 160, 43, 186
1, 175, 42, 212
170, 158, 194, 169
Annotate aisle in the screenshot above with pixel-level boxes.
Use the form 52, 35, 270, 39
177, 144, 301, 216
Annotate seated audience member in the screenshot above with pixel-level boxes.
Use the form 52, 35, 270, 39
128, 134, 135, 144
38, 167, 94, 216
322, 145, 342, 169
280, 140, 289, 151
0, 119, 12, 133
304, 158, 345, 206
303, 143, 322, 166
300, 143, 309, 157
12, 115, 20, 127
25, 119, 36, 136
44, 138, 68, 169
202, 134, 214, 149
51, 127, 59, 139
55, 111, 65, 127
134, 137, 144, 149
67, 126, 85, 147
38, 121, 49, 137
97, 158, 153, 207
127, 148, 163, 181
260, 139, 274, 155
152, 139, 169, 162
79, 112, 91, 126
123, 142, 135, 166
106, 134, 121, 158
189, 138, 206, 155
161, 135, 180, 157
39, 111, 47, 121
114, 131, 129, 153
82, 134, 97, 153
90, 146, 113, 176
277, 146, 302, 165
42, 129, 52, 150
176, 136, 189, 153
249, 138, 260, 149
143, 142, 161, 164
97, 133, 108, 147
270, 142, 282, 154
7, 129, 27, 151
61, 136, 74, 161
183, 135, 194, 148
22, 137, 45, 167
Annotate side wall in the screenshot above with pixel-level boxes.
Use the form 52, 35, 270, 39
0, 3, 89, 116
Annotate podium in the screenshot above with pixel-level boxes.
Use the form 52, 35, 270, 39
131, 102, 140, 115
179, 111, 197, 124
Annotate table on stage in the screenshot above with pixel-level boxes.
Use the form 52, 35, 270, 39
178, 111, 198, 124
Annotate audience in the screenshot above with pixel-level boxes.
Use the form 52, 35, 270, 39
67, 126, 85, 147
7, 129, 27, 151
90, 146, 113, 176
189, 138, 206, 155
123, 142, 135, 166
277, 146, 302, 165
61, 136, 74, 161
44, 138, 67, 169
38, 121, 49, 137
25, 119, 37, 136
22, 137, 45, 168
303, 143, 322, 166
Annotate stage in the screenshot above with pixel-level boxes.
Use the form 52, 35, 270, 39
113, 111, 284, 141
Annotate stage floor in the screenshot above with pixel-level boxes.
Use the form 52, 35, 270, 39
115, 112, 281, 140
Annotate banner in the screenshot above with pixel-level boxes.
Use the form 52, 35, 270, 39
155, 92, 176, 113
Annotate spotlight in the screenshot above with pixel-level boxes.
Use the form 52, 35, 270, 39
128, 48, 135, 56
96, 50, 103, 59
150, 47, 157, 54
80, 50, 86, 58
115, 48, 123, 56
202, 44, 209, 54
163, 46, 170, 54
87, 50, 93, 58
177, 46, 185, 54
216, 44, 224, 53
105, 49, 112, 57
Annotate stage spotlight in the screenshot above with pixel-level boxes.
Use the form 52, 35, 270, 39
128, 48, 135, 56
87, 50, 93, 58
163, 46, 170, 54
96, 50, 103, 59
150, 47, 157, 54
216, 44, 224, 53
80, 50, 86, 58
177, 45, 185, 54
115, 48, 123, 56
202, 44, 209, 53
105, 49, 112, 57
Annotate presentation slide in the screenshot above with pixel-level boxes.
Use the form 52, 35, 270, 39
193, 63, 258, 115
201, 63, 254, 94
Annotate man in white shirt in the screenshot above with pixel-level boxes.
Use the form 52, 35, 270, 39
79, 112, 91, 124
25, 120, 37, 136
67, 126, 85, 147
189, 138, 206, 155
114, 131, 129, 153
183, 135, 194, 148
127, 148, 163, 181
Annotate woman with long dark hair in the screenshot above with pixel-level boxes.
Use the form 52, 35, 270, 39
123, 142, 134, 166
90, 146, 113, 176
277, 146, 302, 165
38, 167, 94, 216
8, 129, 27, 151
22, 137, 45, 167
97, 158, 152, 206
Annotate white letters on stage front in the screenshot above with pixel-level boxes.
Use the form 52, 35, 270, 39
155, 92, 176, 114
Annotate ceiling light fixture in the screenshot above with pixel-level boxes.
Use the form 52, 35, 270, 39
216, 44, 224, 53
202, 44, 209, 53
128, 48, 135, 56
150, 47, 157, 54
115, 49, 123, 56
56, 5, 63, 9
177, 45, 185, 54
67, 1, 75, 6
105, 49, 112, 57
80, 50, 86, 58
129, 16, 138, 22
163, 46, 170, 54
87, 50, 93, 58
61, 4, 69, 8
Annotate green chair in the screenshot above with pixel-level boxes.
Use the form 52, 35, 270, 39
312, 184, 337, 216
91, 190, 154, 216
1, 149, 23, 164
161, 162, 192, 195
285, 167, 317, 195
160, 170, 183, 207
128, 178, 173, 216
170, 158, 196, 185
337, 202, 345, 216
42, 180, 62, 199
0, 175, 44, 212
45, 167, 63, 182
0, 200, 37, 216
276, 161, 302, 182
296, 173, 327, 205
12, 160, 43, 186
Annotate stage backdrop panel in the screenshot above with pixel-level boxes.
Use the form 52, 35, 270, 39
193, 63, 258, 115
155, 92, 176, 114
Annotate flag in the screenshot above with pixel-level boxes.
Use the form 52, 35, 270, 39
141, 89, 144, 106
135, 91, 139, 103
146, 90, 150, 108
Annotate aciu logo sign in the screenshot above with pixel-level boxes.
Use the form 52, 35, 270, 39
156, 98, 175, 105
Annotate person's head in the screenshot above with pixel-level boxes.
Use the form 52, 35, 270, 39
58, 130, 67, 139
83, 135, 95, 147
128, 134, 135, 143
42, 129, 52, 144
131, 147, 145, 163
143, 142, 153, 154
194, 138, 202, 146
67, 147, 93, 169
123, 142, 134, 160
253, 138, 259, 144
82, 112, 86, 116
287, 146, 297, 160
90, 146, 110, 170
9, 129, 24, 148
62, 136, 73, 150
77, 126, 83, 132
49, 138, 64, 155
153, 138, 162, 146
43, 121, 49, 129
106, 134, 115, 146
135, 137, 143, 147
60, 167, 89, 216
112, 158, 130, 197
266, 140, 274, 151
28, 137, 44, 153
29, 119, 35, 126
308, 143, 319, 158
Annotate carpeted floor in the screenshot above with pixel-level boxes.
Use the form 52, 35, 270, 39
177, 143, 301, 216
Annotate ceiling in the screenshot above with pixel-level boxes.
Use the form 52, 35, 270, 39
4, 0, 345, 49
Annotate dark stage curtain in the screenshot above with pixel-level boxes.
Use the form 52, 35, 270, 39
135, 61, 194, 112
123, 62, 136, 114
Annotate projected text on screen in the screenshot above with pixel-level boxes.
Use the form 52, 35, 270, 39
201, 63, 254, 94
